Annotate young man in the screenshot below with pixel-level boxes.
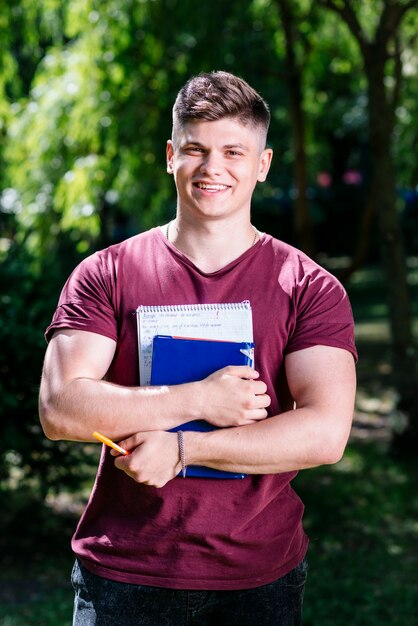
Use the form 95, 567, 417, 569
39, 71, 357, 625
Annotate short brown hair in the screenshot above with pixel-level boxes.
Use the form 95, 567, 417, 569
172, 71, 270, 145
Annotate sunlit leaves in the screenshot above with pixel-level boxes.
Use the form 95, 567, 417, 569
2, 0, 418, 253
4, 39, 112, 247
55, 156, 102, 237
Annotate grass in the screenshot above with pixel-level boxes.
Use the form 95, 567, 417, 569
0, 496, 75, 626
0, 484, 82, 626
296, 442, 418, 626
0, 586, 73, 626
2, 441, 417, 626
1, 261, 417, 625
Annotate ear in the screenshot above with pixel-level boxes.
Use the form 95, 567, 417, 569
257, 148, 273, 183
166, 141, 174, 174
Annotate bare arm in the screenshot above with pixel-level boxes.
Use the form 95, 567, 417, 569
39, 329, 271, 442
187, 345, 356, 472
114, 345, 356, 486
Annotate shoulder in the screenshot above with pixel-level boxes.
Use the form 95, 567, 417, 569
73, 228, 160, 276
260, 234, 346, 297
261, 236, 358, 360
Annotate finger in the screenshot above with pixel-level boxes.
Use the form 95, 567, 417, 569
243, 384, 270, 406
221, 366, 260, 379
256, 392, 271, 407
243, 408, 269, 422
110, 441, 132, 457
248, 380, 268, 395
246, 393, 271, 412
113, 453, 131, 469
113, 432, 146, 454
110, 438, 142, 458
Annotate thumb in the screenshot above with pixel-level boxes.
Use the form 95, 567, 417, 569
109, 432, 145, 456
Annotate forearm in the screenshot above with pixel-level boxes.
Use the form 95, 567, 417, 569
184, 406, 353, 474
39, 376, 204, 442
40, 330, 271, 445
112, 347, 356, 487
39, 365, 270, 442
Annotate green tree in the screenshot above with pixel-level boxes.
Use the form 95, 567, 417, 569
319, 0, 418, 451
0, 0, 292, 491
2, 0, 418, 492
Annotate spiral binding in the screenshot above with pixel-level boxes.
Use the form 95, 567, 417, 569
137, 301, 250, 313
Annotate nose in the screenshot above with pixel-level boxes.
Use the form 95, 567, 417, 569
199, 152, 222, 177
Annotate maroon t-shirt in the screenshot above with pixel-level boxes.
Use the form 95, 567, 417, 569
46, 228, 357, 590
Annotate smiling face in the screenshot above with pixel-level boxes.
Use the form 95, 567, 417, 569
166, 117, 273, 224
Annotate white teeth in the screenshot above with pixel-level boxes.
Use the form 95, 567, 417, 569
196, 183, 229, 191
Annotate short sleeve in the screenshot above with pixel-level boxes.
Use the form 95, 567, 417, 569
45, 250, 118, 343
285, 260, 357, 361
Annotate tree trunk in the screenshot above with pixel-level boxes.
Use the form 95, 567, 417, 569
366, 47, 418, 449
318, 0, 418, 454
277, 0, 315, 256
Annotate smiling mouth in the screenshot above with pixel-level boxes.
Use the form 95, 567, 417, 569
194, 183, 231, 192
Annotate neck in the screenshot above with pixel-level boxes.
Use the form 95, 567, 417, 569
164, 219, 260, 273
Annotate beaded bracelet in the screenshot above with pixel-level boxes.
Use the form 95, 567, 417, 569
177, 430, 187, 478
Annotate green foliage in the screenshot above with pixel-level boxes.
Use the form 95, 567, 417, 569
0, 238, 99, 494
1, 0, 418, 492
2, 0, 301, 250
0, 590, 72, 626
0, 486, 76, 625
1, 441, 418, 624
0, 10, 417, 626
393, 9, 418, 188
296, 441, 418, 625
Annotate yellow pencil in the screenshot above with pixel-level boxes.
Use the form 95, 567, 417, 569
93, 431, 129, 455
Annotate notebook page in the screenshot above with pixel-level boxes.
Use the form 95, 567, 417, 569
136, 301, 253, 385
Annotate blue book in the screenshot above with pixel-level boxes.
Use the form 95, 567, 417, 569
150, 335, 254, 479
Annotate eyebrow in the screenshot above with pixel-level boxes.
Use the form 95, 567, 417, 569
224, 143, 249, 151
182, 141, 250, 151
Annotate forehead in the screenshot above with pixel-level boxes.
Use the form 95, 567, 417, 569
176, 118, 263, 147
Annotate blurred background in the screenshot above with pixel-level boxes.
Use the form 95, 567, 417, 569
1, 1, 417, 624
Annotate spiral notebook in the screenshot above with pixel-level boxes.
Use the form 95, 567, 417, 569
136, 301, 253, 386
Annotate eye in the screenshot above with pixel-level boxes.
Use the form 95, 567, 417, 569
226, 150, 243, 157
186, 146, 205, 154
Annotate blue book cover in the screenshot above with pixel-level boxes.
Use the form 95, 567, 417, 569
150, 335, 254, 479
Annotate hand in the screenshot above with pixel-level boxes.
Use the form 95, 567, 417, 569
198, 366, 271, 428
111, 431, 181, 488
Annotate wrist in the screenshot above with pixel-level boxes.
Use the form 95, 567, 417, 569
183, 381, 206, 421
183, 429, 206, 466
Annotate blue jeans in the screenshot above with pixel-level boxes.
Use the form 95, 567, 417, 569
71, 558, 307, 625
